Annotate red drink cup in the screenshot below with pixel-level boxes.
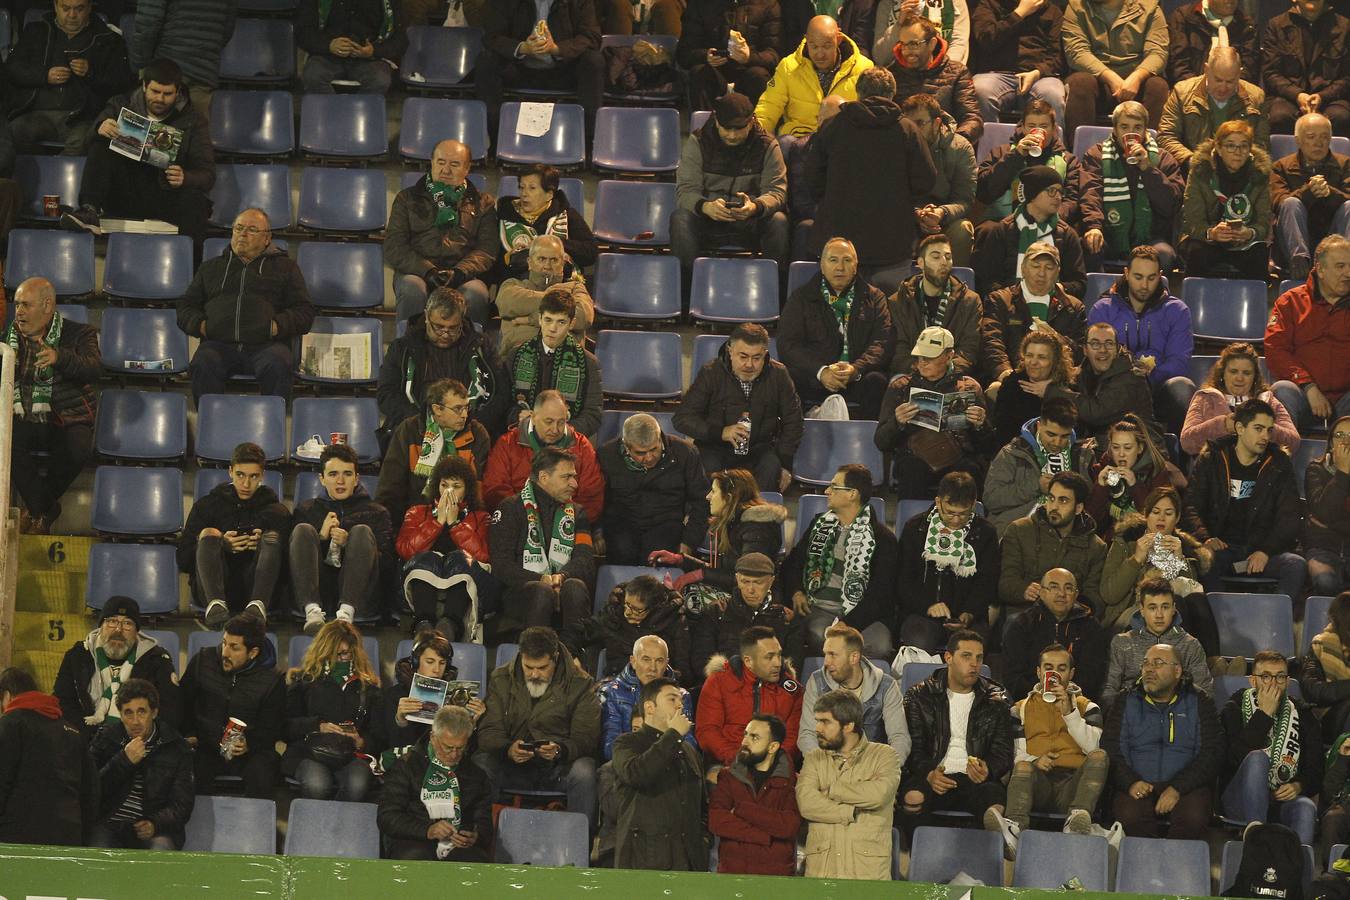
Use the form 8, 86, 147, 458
42, 195, 60, 217
219, 717, 247, 758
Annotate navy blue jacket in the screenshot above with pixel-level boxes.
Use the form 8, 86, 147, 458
1103, 677, 1220, 793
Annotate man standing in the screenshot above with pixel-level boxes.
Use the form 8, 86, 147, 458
969, 0, 1066, 128
708, 715, 801, 875
178, 208, 314, 404
972, 165, 1087, 299
889, 234, 985, 376
798, 690, 901, 880
612, 678, 707, 870
1046, 321, 1159, 445
482, 391, 605, 523
980, 242, 1087, 384
1267, 234, 1350, 430
131, 0, 237, 116
886, 13, 983, 146
754, 15, 873, 140
1165, 0, 1258, 83
899, 96, 979, 266
1272, 114, 1350, 282
296, 0, 406, 94
507, 290, 602, 439
54, 596, 181, 741
697, 626, 804, 769
777, 236, 895, 420
1261, 0, 1350, 136
1104, 643, 1220, 838
798, 623, 909, 759
1001, 568, 1109, 699
385, 140, 497, 325
7, 276, 99, 535
496, 235, 594, 358
997, 473, 1107, 616
983, 397, 1093, 533
1158, 47, 1267, 170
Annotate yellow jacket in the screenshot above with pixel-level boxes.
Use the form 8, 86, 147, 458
753, 34, 874, 138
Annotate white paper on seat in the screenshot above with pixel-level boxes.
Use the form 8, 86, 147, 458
516, 102, 555, 137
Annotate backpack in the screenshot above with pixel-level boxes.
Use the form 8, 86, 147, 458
1224, 822, 1305, 900
1311, 845, 1350, 900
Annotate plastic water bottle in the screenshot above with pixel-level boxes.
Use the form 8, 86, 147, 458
733, 411, 751, 457
325, 538, 344, 568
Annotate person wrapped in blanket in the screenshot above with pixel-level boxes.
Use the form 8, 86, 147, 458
373, 630, 486, 777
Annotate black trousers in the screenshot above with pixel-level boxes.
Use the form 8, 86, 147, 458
193, 745, 281, 800
475, 50, 605, 122
79, 138, 212, 245
603, 519, 687, 565
10, 418, 92, 517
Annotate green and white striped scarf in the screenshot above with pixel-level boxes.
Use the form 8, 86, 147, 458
1099, 135, 1157, 258
7, 309, 63, 420
1241, 687, 1302, 789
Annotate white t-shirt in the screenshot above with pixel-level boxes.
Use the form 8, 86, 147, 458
941, 689, 976, 774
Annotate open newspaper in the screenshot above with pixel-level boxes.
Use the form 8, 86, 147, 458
909, 388, 976, 432
299, 332, 373, 381
109, 107, 182, 169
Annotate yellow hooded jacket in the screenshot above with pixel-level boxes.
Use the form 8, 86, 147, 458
753, 33, 874, 138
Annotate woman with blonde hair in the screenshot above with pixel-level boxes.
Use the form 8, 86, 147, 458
987, 329, 1077, 450
1180, 341, 1301, 456
1085, 413, 1185, 538
282, 620, 380, 801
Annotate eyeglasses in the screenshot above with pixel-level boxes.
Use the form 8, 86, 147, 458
1041, 583, 1078, 594
1333, 431, 1350, 442
824, 484, 857, 493
432, 401, 470, 415
103, 616, 136, 630
1219, 142, 1251, 153
231, 224, 268, 236
426, 320, 463, 337
1086, 340, 1118, 351
898, 39, 929, 48
1254, 672, 1289, 684
622, 601, 649, 617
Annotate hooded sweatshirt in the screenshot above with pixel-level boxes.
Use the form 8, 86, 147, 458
1102, 608, 1213, 705
798, 657, 910, 762
984, 416, 1093, 533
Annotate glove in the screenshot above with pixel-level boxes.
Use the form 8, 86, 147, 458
425, 268, 453, 289
670, 569, 704, 593
647, 549, 683, 567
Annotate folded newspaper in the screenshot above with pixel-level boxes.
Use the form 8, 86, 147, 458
299, 332, 372, 381
909, 388, 976, 432
110, 107, 182, 169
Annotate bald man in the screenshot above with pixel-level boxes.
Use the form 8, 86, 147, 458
7, 277, 101, 534
496, 234, 595, 357
1273, 113, 1350, 280
1158, 46, 1267, 170
755, 16, 873, 140
386, 139, 497, 325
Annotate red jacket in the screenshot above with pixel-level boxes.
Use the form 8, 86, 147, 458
481, 425, 605, 522
707, 751, 801, 875
695, 656, 803, 767
395, 505, 491, 563
1265, 278, 1350, 402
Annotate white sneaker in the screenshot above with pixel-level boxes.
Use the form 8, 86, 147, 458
245, 599, 268, 621
303, 605, 326, 635
336, 604, 355, 624
1064, 808, 1093, 835
295, 435, 325, 459
984, 808, 1020, 860
203, 599, 229, 628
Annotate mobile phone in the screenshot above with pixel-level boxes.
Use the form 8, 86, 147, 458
709, 48, 727, 57
724, 195, 746, 209
633, 230, 655, 241
1223, 218, 1244, 228
518, 740, 544, 751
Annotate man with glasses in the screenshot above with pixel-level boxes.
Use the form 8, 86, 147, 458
972, 165, 1086, 299
1219, 650, 1322, 843
886, 13, 983, 146
178, 207, 314, 405
1103, 642, 1220, 838
1000, 568, 1108, 700
54, 596, 180, 741
597, 412, 710, 566
1267, 234, 1350, 432
997, 472, 1106, 620
1046, 321, 1160, 445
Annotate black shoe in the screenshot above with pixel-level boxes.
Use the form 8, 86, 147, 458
60, 205, 102, 236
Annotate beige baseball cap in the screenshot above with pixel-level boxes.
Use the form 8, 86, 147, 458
911, 326, 955, 358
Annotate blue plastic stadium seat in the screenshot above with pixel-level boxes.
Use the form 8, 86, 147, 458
399, 97, 489, 162
690, 257, 780, 324
291, 397, 381, 463
495, 643, 518, 668
209, 90, 294, 156
1209, 592, 1296, 658
592, 107, 681, 174
690, 110, 711, 132
495, 808, 590, 867
1085, 272, 1117, 303
396, 640, 488, 696
194, 468, 283, 501
99, 308, 190, 376
1270, 133, 1350, 161
103, 233, 195, 301
1013, 831, 1110, 890
1221, 840, 1315, 896
299, 94, 387, 159
14, 154, 83, 221
692, 333, 778, 374
497, 175, 584, 214
298, 316, 383, 385
1072, 125, 1113, 159
600, 34, 679, 101
183, 797, 277, 854
909, 826, 1004, 886
792, 420, 885, 487
594, 565, 684, 613
1116, 837, 1211, 895
293, 471, 378, 504
1295, 439, 1327, 499
91, 466, 184, 536
209, 164, 292, 229
592, 180, 676, 247
1187, 354, 1220, 386
787, 260, 818, 297
297, 168, 388, 233
95, 390, 187, 461
595, 410, 684, 447
5, 229, 95, 296
86, 544, 181, 614
1303, 595, 1335, 657
297, 243, 383, 310
1183, 277, 1268, 343
496, 102, 586, 168
401, 26, 482, 89
196, 394, 287, 463
143, 629, 180, 671
219, 19, 295, 82
952, 266, 975, 289
900, 661, 991, 694
976, 122, 1016, 164
595, 330, 683, 399
284, 798, 379, 858
592, 253, 681, 321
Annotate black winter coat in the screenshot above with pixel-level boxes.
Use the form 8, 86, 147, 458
1045, 349, 1160, 446
693, 588, 805, 676
886, 39, 984, 146
677, 0, 782, 70
1306, 457, 1350, 556
970, 0, 1064, 79
1166, 2, 1259, 82
177, 246, 314, 348
1220, 691, 1322, 797
291, 485, 395, 602
494, 192, 597, 282
1262, 9, 1350, 105
972, 215, 1087, 300
54, 632, 182, 740
484, 0, 600, 62
777, 274, 896, 399
95, 87, 215, 193
0, 695, 98, 846
489, 488, 596, 591
296, 0, 407, 61
897, 506, 1000, 626
13, 317, 100, 427
4, 12, 133, 120
598, 433, 711, 551
780, 510, 899, 635
377, 312, 507, 436
674, 343, 804, 466
180, 644, 286, 753
612, 724, 708, 871
1001, 601, 1109, 700
979, 284, 1088, 380
564, 584, 694, 685
176, 481, 291, 573
90, 718, 195, 848
281, 672, 377, 775
903, 670, 1013, 780
1182, 436, 1305, 556
377, 739, 493, 847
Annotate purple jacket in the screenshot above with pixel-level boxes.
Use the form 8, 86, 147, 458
1087, 283, 1193, 387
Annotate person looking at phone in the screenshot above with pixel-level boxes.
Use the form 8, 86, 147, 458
177, 442, 290, 628
1179, 118, 1272, 279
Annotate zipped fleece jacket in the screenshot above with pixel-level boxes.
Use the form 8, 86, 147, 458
754, 33, 873, 137
1266, 276, 1350, 405
1181, 434, 1304, 554
177, 246, 314, 348
1103, 677, 1220, 792
1087, 280, 1193, 387
886, 36, 983, 146
4, 12, 133, 121
798, 657, 910, 760
477, 643, 600, 763
708, 750, 800, 875
696, 654, 804, 766
903, 669, 1013, 780
1103, 609, 1213, 706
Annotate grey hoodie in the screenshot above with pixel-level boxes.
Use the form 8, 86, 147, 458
1101, 608, 1212, 706
798, 657, 910, 766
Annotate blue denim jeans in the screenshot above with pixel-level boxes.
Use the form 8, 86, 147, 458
295, 757, 374, 802
394, 274, 491, 325
1272, 379, 1350, 433
972, 72, 1067, 137
1222, 749, 1316, 845
1275, 197, 1350, 277
1203, 544, 1308, 601
472, 751, 598, 829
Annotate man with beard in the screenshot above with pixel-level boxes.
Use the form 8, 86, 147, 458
998, 472, 1107, 617
888, 232, 985, 380
474, 626, 601, 827
698, 627, 804, 771
708, 715, 801, 875
797, 689, 901, 880
55, 596, 180, 741
899, 96, 978, 266
612, 678, 706, 870
798, 623, 909, 759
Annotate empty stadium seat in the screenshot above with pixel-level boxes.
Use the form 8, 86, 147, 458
99, 308, 190, 376
291, 397, 381, 463
219, 18, 295, 82
209, 90, 295, 156
5, 229, 95, 296
1295, 439, 1327, 499
496, 102, 586, 168
183, 797, 277, 854
1072, 125, 1113, 159
591, 180, 675, 247
292, 471, 378, 505
95, 390, 187, 461
592, 107, 681, 174
401, 26, 482, 90
1270, 133, 1350, 160
594, 409, 684, 446
952, 266, 975, 289
792, 420, 885, 487
299, 94, 388, 159
1115, 836, 1211, 896
1220, 840, 1314, 895
497, 175, 585, 212
1084, 272, 1117, 303
197, 395, 287, 463
909, 825, 1004, 886
1183, 277, 1268, 343
86, 544, 180, 614
194, 468, 284, 500
690, 110, 711, 131
592, 253, 681, 321
91, 466, 184, 536
495, 808, 590, 867
594, 565, 684, 613
1013, 831, 1110, 890
283, 799, 379, 858
297, 168, 388, 233
596, 330, 683, 399
975, 122, 1017, 164
297, 316, 383, 385
209, 164, 292, 229
103, 233, 195, 302
1303, 595, 1334, 657
395, 640, 488, 696
296, 242, 383, 310
14, 154, 83, 221
689, 257, 780, 324
495, 643, 518, 668
787, 260, 818, 296
143, 629, 180, 670
1209, 592, 1296, 658
399, 97, 489, 162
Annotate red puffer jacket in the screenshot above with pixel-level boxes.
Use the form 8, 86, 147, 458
695, 655, 803, 767
708, 751, 801, 875
395, 505, 491, 563
480, 425, 605, 523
